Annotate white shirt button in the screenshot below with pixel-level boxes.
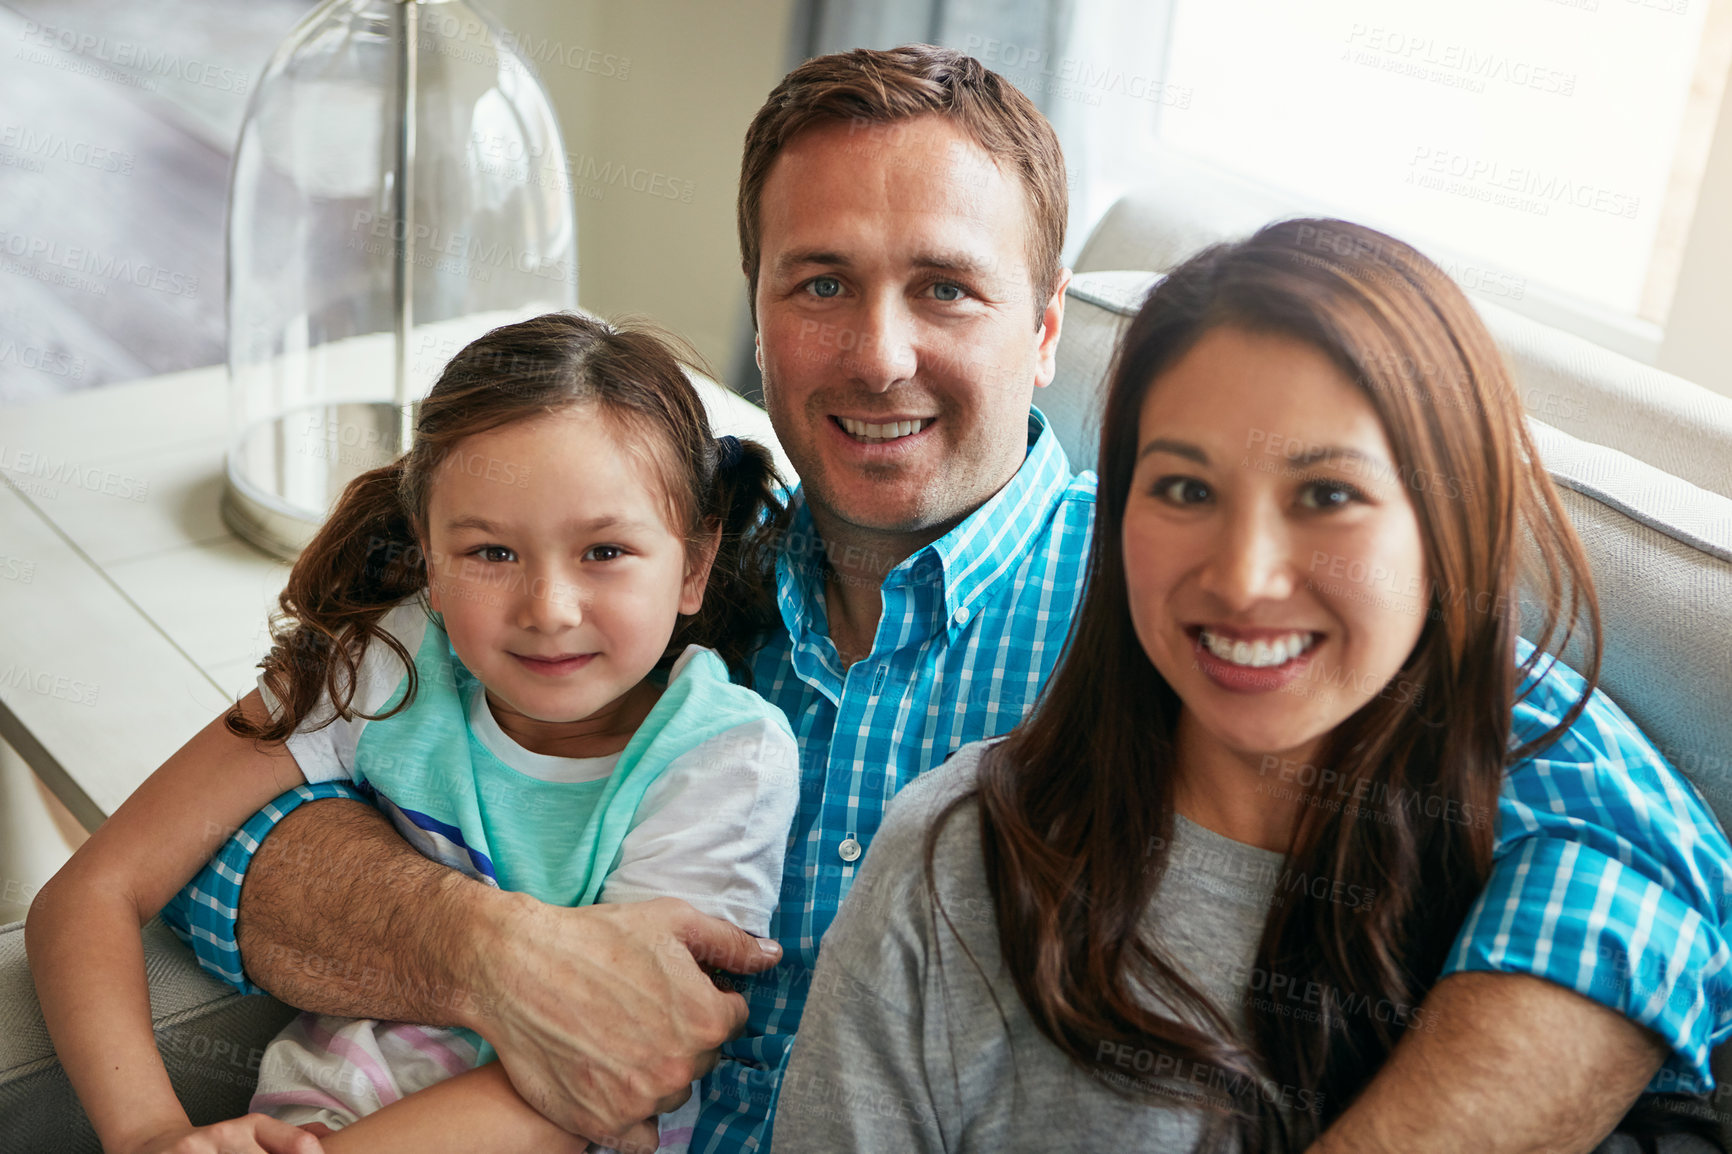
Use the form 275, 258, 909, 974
953, 606, 971, 625
838, 837, 862, 862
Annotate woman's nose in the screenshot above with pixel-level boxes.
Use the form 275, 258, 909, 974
1197, 503, 1296, 612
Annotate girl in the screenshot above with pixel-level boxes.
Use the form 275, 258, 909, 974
777, 220, 1731, 1151
29, 313, 801, 1154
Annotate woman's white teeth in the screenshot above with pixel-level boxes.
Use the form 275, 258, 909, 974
1199, 629, 1315, 668
839, 417, 931, 442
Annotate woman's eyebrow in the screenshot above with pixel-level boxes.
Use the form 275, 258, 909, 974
1137, 438, 1210, 465
1288, 444, 1390, 472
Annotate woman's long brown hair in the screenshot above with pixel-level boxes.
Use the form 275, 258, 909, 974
929, 219, 1602, 1149
229, 312, 790, 743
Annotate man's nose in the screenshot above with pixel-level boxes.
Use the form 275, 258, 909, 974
1197, 502, 1296, 612
843, 295, 918, 392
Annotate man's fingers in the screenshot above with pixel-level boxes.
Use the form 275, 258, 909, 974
678, 909, 783, 975
653, 1082, 695, 1116
691, 1046, 722, 1081
607, 1119, 663, 1154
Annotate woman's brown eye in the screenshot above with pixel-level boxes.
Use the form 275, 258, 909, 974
1301, 481, 1360, 510
1157, 477, 1211, 505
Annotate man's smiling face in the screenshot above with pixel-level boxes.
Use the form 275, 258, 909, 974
752, 115, 1065, 545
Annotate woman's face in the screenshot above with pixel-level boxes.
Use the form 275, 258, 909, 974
1123, 326, 1430, 765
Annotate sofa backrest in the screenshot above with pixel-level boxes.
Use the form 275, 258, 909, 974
1047, 267, 1732, 828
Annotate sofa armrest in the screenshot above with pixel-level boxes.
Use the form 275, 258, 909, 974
0, 916, 298, 1152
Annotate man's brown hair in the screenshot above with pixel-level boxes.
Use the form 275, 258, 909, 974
737, 44, 1068, 321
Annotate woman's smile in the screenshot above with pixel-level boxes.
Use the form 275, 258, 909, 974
1187, 625, 1323, 693
1123, 325, 1429, 762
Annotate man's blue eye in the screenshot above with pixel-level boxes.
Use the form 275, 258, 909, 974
809, 276, 841, 298
933, 283, 964, 302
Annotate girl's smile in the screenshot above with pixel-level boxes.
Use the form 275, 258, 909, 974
423, 404, 710, 757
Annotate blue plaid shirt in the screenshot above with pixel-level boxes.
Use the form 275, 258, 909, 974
164, 408, 1732, 1150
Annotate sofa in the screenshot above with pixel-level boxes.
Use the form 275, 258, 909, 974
4, 181, 1731, 1150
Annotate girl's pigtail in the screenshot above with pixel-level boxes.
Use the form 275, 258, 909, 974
227, 462, 428, 743
674, 435, 791, 685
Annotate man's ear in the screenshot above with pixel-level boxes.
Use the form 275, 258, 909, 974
680, 525, 723, 615
1033, 268, 1071, 390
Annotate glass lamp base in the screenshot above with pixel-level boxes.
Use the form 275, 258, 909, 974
222, 401, 407, 559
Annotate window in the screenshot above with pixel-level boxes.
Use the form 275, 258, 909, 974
1072, 0, 1732, 360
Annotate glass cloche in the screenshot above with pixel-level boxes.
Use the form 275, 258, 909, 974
224, 0, 577, 557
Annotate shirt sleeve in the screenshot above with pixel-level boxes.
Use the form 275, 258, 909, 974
1442, 653, 1732, 1093
598, 716, 800, 936
159, 780, 373, 995
264, 601, 429, 785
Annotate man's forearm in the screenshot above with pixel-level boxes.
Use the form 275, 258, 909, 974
1312, 972, 1667, 1154
234, 798, 511, 1028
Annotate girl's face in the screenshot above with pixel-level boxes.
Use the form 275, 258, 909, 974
424, 405, 708, 735
1123, 326, 1430, 767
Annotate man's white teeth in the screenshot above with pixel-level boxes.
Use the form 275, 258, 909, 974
1199, 629, 1316, 668
839, 417, 932, 442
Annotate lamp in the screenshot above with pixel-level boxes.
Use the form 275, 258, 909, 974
223, 0, 577, 558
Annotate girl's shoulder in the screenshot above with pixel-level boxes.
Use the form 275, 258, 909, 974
663, 643, 793, 732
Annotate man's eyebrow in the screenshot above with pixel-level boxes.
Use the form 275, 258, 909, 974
1137, 439, 1210, 465
771, 250, 849, 279
911, 250, 996, 277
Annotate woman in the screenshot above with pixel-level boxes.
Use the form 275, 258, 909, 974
775, 219, 1730, 1151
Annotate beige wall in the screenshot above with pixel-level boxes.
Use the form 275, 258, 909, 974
486, 0, 798, 382
1658, 52, 1732, 401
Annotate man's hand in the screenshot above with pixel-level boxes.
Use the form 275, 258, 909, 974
471, 895, 783, 1150
1310, 972, 1667, 1154
234, 801, 781, 1151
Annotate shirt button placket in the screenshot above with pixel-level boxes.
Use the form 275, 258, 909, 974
838, 837, 862, 863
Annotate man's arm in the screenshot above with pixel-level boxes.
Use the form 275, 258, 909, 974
230, 797, 783, 1147
1312, 972, 1666, 1154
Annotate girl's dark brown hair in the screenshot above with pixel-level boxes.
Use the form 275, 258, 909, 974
929, 218, 1603, 1149
230, 312, 790, 744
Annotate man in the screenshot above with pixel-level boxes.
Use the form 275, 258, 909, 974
167, 46, 1725, 1153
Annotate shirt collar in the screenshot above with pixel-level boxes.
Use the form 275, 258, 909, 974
774, 406, 1076, 639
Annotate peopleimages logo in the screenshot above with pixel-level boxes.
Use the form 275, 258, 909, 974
0, 443, 151, 502
16, 21, 249, 93
0, 124, 134, 174
0, 230, 199, 299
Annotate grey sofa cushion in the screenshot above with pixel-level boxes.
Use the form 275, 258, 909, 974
1528, 421, 1732, 823
0, 916, 296, 1152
